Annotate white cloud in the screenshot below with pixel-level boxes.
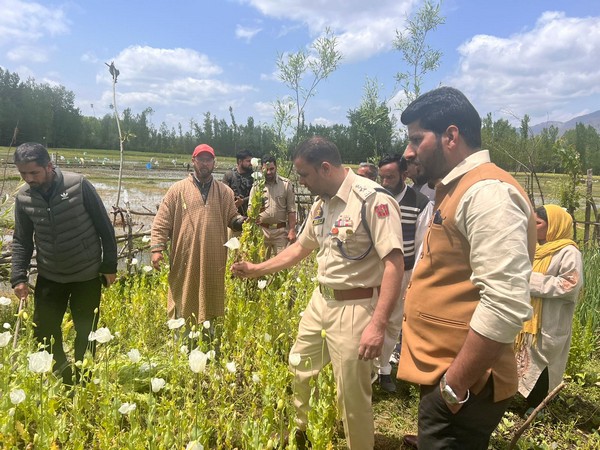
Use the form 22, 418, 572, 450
81, 52, 99, 64
0, 0, 69, 52
313, 117, 335, 127
253, 101, 275, 119
103, 45, 223, 86
244, 0, 415, 62
236, 24, 262, 42
449, 11, 600, 122
93, 45, 256, 125
7, 45, 49, 63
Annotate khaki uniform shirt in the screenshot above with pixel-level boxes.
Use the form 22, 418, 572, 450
297, 169, 403, 290
250, 175, 296, 225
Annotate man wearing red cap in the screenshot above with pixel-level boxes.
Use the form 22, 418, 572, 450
151, 144, 245, 325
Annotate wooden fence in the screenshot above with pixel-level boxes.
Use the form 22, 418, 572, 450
574, 169, 600, 246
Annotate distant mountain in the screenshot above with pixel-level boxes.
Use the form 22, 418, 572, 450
530, 110, 600, 135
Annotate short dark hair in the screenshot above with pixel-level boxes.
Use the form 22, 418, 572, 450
535, 205, 548, 224
261, 154, 277, 166
378, 153, 407, 172
293, 136, 342, 168
401, 86, 482, 149
14, 142, 51, 166
236, 149, 252, 161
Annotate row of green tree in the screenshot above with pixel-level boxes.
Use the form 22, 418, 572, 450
2, 65, 599, 173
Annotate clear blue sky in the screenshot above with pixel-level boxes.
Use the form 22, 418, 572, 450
1, 0, 599, 131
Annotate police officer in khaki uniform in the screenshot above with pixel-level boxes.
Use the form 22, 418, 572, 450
249, 155, 297, 258
232, 136, 404, 449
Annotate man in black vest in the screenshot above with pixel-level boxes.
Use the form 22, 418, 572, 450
11, 143, 117, 385
375, 153, 433, 392
222, 149, 254, 216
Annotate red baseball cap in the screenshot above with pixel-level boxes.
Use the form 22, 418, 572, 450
192, 144, 215, 158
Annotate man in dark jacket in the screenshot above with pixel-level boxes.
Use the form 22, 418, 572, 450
222, 149, 254, 215
11, 142, 117, 385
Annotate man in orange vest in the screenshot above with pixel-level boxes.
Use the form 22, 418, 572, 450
397, 87, 537, 449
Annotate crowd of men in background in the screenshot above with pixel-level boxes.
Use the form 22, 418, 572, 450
10, 87, 547, 450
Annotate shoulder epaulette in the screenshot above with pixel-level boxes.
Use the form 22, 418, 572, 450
351, 182, 377, 201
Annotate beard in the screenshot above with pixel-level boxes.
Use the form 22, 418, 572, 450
420, 138, 448, 183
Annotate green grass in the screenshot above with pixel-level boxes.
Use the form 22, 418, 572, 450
0, 155, 599, 448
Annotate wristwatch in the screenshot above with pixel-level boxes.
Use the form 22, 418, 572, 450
440, 372, 470, 405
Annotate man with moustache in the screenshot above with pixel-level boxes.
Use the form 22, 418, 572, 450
249, 155, 297, 258
232, 136, 404, 449
222, 149, 254, 216
11, 142, 117, 385
406, 158, 435, 202
375, 153, 432, 393
397, 87, 536, 449
151, 144, 245, 324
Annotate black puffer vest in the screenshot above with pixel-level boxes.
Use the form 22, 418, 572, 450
16, 168, 102, 282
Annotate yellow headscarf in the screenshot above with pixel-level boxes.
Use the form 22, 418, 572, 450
515, 205, 578, 349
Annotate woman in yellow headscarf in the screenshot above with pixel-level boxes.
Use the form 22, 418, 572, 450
515, 204, 583, 415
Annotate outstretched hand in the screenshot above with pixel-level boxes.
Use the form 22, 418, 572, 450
231, 261, 259, 279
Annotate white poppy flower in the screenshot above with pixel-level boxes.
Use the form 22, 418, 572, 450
93, 378, 101, 385
167, 318, 185, 330
141, 235, 151, 243
207, 350, 216, 360
226, 361, 236, 374
251, 171, 263, 180
127, 349, 141, 363
203, 320, 211, 330
89, 327, 114, 344
250, 157, 260, 169
288, 352, 301, 367
257, 280, 267, 290
0, 331, 11, 347
188, 331, 201, 339
118, 402, 137, 415
140, 362, 157, 372
186, 441, 204, 450
223, 237, 240, 250
10, 389, 26, 405
264, 333, 271, 342
0, 296, 11, 306
180, 345, 189, 355
130, 258, 139, 266
142, 265, 153, 273
189, 349, 208, 373
28, 350, 53, 373
3, 323, 10, 329
151, 377, 166, 393
252, 373, 261, 384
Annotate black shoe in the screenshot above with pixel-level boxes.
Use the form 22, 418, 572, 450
294, 429, 311, 449
378, 374, 396, 393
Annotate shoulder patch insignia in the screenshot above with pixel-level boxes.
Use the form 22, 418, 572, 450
375, 203, 389, 218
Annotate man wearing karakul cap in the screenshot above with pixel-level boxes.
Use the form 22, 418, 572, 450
151, 144, 245, 324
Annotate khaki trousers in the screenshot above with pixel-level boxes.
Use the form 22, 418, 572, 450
262, 227, 288, 258
289, 288, 377, 449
